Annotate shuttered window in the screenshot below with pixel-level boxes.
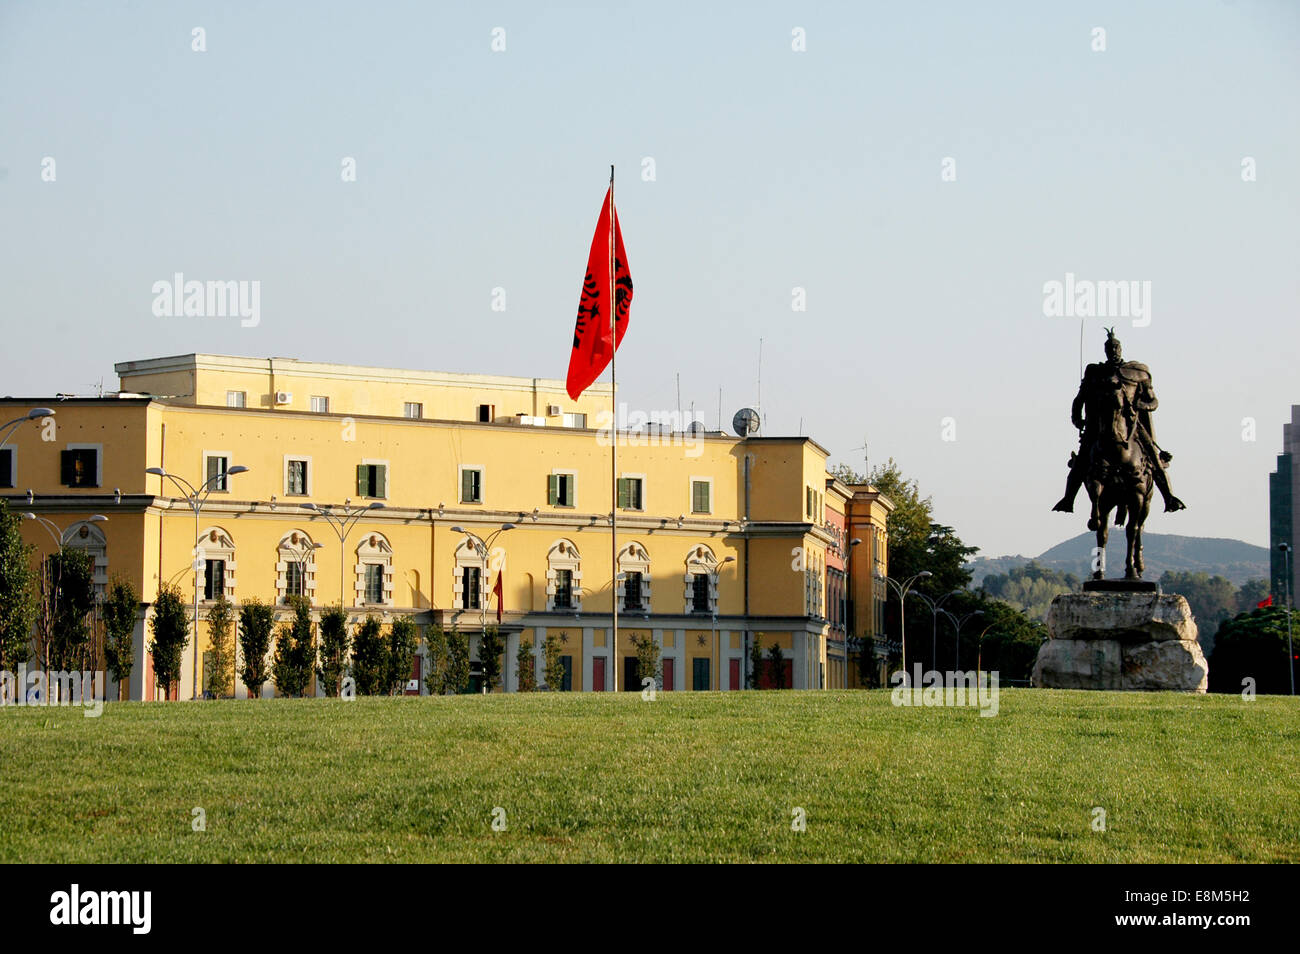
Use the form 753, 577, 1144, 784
554, 569, 573, 609
691, 480, 711, 514
463, 566, 482, 610
206, 455, 229, 492
203, 560, 225, 600
60, 448, 98, 488
617, 477, 643, 510
356, 464, 386, 499
548, 473, 575, 507
624, 572, 643, 610
461, 468, 482, 503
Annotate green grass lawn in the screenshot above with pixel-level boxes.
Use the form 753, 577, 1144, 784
1, 689, 1297, 863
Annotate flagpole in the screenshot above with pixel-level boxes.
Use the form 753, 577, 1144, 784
609, 163, 619, 693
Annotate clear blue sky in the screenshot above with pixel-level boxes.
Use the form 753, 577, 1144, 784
2, 0, 1297, 558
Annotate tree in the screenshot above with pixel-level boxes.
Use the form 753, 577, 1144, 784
516, 637, 536, 692
386, 616, 418, 695
0, 501, 37, 680
205, 596, 235, 698
238, 598, 275, 699
980, 561, 1079, 621
102, 577, 138, 701
478, 625, 504, 693
1236, 578, 1271, 615
855, 634, 879, 688
445, 626, 472, 694
316, 605, 350, 697
351, 614, 386, 695
424, 624, 448, 695
1160, 571, 1238, 649
271, 596, 316, 697
748, 634, 763, 689
967, 597, 1046, 683
1208, 607, 1296, 695
543, 631, 565, 691
149, 584, 190, 698
633, 633, 660, 690
767, 642, 786, 689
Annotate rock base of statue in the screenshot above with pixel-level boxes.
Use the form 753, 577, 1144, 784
1032, 588, 1208, 692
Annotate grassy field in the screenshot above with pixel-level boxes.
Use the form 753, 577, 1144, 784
1, 689, 1297, 863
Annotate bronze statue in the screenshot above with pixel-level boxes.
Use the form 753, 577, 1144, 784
1052, 329, 1185, 579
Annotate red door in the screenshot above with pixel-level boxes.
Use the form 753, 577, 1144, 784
661, 658, 674, 691
592, 657, 606, 692
405, 655, 422, 695
729, 658, 741, 690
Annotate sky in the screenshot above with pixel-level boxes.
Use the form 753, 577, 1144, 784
1, 0, 1297, 559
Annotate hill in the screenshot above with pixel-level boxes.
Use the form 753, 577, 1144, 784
968, 533, 1269, 588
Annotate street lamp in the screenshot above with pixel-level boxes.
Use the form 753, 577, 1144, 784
0, 408, 54, 450
451, 524, 515, 633
975, 622, 996, 682
23, 513, 107, 674
283, 538, 325, 605
711, 555, 736, 690
1280, 543, 1295, 696
875, 570, 931, 683
303, 502, 385, 609
907, 588, 963, 673
146, 464, 249, 699
938, 607, 984, 671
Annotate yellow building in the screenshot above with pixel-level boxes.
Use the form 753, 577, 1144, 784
1, 353, 891, 699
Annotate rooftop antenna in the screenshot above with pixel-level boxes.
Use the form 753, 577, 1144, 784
717, 387, 722, 431
849, 435, 869, 482
676, 372, 681, 427
756, 337, 763, 431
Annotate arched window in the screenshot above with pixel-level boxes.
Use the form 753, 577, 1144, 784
684, 544, 719, 615
197, 527, 236, 602
618, 541, 651, 614
546, 540, 582, 612
62, 520, 108, 598
276, 530, 320, 605
453, 535, 488, 612
355, 531, 393, 607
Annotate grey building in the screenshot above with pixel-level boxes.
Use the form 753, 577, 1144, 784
1269, 406, 1300, 605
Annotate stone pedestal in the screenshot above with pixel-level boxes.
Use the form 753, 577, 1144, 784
1032, 590, 1208, 692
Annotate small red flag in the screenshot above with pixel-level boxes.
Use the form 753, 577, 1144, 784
493, 571, 504, 624
565, 187, 632, 400
1258, 595, 1273, 608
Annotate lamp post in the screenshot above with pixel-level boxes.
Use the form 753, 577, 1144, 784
937, 608, 983, 671
302, 502, 385, 610
451, 524, 515, 632
146, 464, 249, 699
975, 622, 996, 682
23, 513, 107, 679
1280, 543, 1295, 696
875, 571, 931, 683
907, 588, 963, 673
0, 408, 54, 451
283, 538, 324, 605
843, 538, 862, 688
710, 555, 736, 690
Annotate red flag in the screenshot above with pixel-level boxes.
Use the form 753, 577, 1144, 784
493, 571, 504, 624
565, 187, 632, 400
1258, 595, 1273, 608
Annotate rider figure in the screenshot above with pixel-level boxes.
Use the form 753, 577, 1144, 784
1053, 329, 1186, 514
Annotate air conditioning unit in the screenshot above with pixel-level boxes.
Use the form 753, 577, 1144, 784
274, 391, 292, 405
547, 404, 562, 416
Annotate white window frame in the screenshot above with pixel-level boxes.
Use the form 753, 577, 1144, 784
618, 473, 646, 512
284, 455, 313, 497
459, 465, 484, 505
690, 476, 713, 515
276, 530, 319, 605
226, 390, 246, 408
546, 540, 582, 612
404, 402, 423, 420
453, 535, 489, 611
563, 412, 587, 428
62, 520, 108, 597
197, 526, 237, 602
550, 469, 578, 509
203, 450, 232, 493
617, 542, 651, 614
683, 544, 720, 616
65, 443, 103, 489
310, 395, 330, 414
358, 458, 390, 500
355, 531, 394, 607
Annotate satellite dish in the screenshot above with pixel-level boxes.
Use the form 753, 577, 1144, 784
732, 407, 760, 437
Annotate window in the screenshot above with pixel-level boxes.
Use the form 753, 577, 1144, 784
624, 572, 644, 610
356, 463, 387, 499
617, 476, 643, 510
563, 412, 586, 428
691, 479, 712, 514
205, 454, 230, 492
462, 566, 482, 610
310, 396, 330, 414
226, 391, 246, 408
204, 560, 226, 600
0, 448, 13, 489
277, 531, 317, 605
692, 573, 711, 614
461, 467, 483, 504
548, 472, 576, 507
404, 402, 423, 419
806, 486, 814, 518
477, 404, 494, 422
285, 457, 310, 496
692, 657, 711, 691
60, 447, 99, 488
285, 561, 305, 600
364, 564, 384, 604
559, 655, 573, 692
554, 569, 573, 609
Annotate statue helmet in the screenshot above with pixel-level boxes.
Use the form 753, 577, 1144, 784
1103, 326, 1121, 355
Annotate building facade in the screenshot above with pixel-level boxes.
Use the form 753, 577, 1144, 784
1269, 405, 1299, 606
2, 353, 891, 699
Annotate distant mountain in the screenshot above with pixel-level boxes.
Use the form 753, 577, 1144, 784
967, 534, 1269, 588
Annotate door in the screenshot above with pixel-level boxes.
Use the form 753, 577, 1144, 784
692, 657, 711, 691
729, 658, 741, 690
405, 655, 422, 695
661, 657, 674, 691
623, 656, 639, 692
592, 657, 606, 692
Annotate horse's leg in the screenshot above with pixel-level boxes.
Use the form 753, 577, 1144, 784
1087, 482, 1103, 532
1094, 503, 1109, 580
1125, 515, 1138, 579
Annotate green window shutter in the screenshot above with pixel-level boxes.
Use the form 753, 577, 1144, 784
60, 450, 75, 485
548, 474, 559, 505
617, 478, 629, 509
356, 464, 367, 497
461, 470, 471, 502
375, 465, 386, 499
693, 481, 710, 513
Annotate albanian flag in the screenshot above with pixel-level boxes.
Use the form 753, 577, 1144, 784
566, 187, 632, 400
1258, 595, 1274, 609
493, 571, 504, 624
